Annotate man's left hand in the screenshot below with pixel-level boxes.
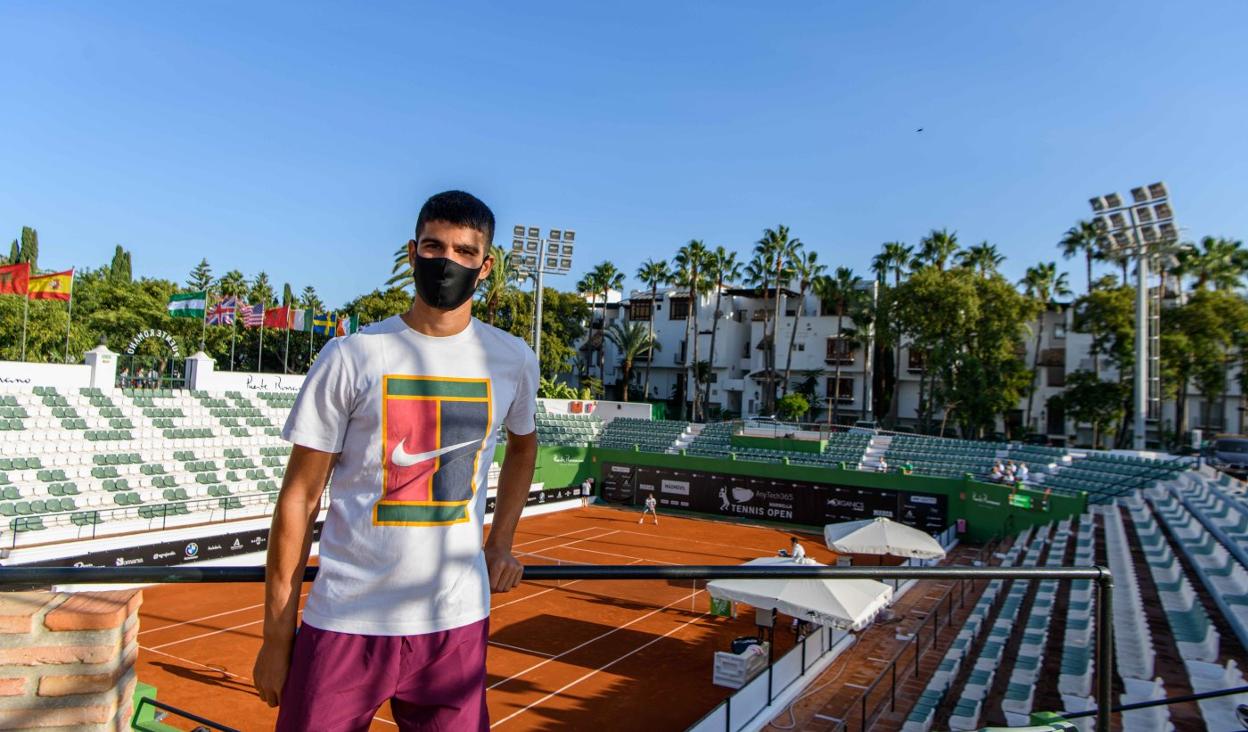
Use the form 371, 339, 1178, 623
484, 543, 524, 593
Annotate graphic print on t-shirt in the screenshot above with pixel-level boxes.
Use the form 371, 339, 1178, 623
377, 375, 492, 526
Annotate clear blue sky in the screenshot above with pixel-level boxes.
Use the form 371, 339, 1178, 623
2, 2, 1245, 307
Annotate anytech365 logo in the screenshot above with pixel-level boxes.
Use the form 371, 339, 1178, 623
377, 375, 492, 526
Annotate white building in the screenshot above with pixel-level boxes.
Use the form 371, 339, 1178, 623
577, 283, 1245, 446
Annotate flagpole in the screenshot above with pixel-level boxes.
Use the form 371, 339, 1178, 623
20, 293, 29, 362
63, 294, 73, 364
229, 303, 237, 371
308, 313, 314, 369
200, 290, 209, 351
258, 320, 264, 373
283, 305, 291, 374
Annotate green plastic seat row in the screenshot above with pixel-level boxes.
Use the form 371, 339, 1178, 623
163, 428, 213, 439
113, 492, 144, 506
70, 511, 103, 526
162, 488, 190, 501
101, 479, 131, 491
139, 503, 190, 519
0, 407, 30, 419
85, 429, 132, 441
10, 516, 45, 532
47, 483, 79, 496
0, 419, 27, 431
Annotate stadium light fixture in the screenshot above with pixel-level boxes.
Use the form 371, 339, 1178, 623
512, 224, 577, 366
1086, 181, 1178, 450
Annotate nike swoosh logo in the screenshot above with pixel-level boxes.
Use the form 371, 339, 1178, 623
391, 438, 481, 468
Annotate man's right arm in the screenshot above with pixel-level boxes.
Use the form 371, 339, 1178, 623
252, 445, 337, 707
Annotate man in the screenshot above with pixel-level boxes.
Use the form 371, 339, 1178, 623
580, 477, 593, 507
639, 493, 658, 524
789, 537, 807, 563
252, 191, 539, 731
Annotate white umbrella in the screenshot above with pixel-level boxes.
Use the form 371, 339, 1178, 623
706, 557, 893, 630
822, 517, 946, 560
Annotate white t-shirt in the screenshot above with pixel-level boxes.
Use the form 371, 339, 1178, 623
282, 315, 538, 636
645, 495, 657, 510
791, 542, 806, 562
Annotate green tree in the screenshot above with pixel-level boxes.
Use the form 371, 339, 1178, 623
589, 261, 624, 383
479, 245, 515, 326
604, 322, 659, 401
703, 247, 740, 417
18, 227, 38, 271
912, 228, 960, 271
1019, 262, 1071, 430
1059, 220, 1102, 296
782, 249, 825, 397
341, 288, 411, 325
635, 258, 671, 401
871, 242, 912, 288
4, 240, 17, 265
673, 242, 709, 419
777, 393, 809, 422
187, 259, 213, 292
871, 241, 912, 426
250, 273, 274, 308
1051, 371, 1126, 449
1173, 236, 1247, 292
388, 243, 414, 291
1072, 282, 1135, 445
299, 285, 324, 312
216, 270, 247, 300
814, 267, 861, 425
957, 241, 1005, 276
108, 246, 132, 284
755, 226, 801, 413
537, 376, 578, 400
281, 283, 294, 308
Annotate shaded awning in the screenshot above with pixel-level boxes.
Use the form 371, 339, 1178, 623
706, 557, 893, 630
823, 518, 946, 560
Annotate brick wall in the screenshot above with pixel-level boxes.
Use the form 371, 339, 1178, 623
0, 590, 140, 730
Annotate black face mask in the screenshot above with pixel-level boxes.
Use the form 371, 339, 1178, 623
412, 255, 484, 310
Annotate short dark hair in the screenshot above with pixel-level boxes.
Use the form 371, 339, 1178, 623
415, 190, 495, 246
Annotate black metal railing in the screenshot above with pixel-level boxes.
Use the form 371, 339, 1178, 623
0, 563, 1116, 732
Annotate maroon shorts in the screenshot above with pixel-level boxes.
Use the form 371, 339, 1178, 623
275, 618, 489, 732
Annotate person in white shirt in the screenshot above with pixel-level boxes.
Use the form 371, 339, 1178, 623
253, 191, 539, 731
790, 537, 807, 563
991, 461, 1004, 482
640, 493, 658, 524
580, 477, 594, 507
1017, 462, 1030, 484
877, 457, 889, 473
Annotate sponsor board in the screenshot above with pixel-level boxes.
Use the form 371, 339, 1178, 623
485, 486, 581, 513
26, 524, 325, 569
604, 463, 947, 533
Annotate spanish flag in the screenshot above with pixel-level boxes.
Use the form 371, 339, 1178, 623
28, 269, 73, 301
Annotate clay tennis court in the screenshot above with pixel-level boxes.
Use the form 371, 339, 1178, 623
134, 506, 829, 730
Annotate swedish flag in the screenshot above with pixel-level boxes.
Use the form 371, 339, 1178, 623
311, 312, 337, 336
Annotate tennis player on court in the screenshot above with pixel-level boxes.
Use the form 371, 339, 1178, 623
253, 191, 539, 731
639, 493, 659, 524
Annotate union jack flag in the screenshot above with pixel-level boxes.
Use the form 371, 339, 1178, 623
241, 302, 265, 328
206, 296, 238, 325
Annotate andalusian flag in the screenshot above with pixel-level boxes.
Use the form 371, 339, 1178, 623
28, 269, 73, 301
167, 291, 207, 318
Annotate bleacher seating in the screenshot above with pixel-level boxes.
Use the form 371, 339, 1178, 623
0, 385, 299, 546
535, 412, 602, 447
683, 422, 870, 467
885, 435, 998, 480
597, 417, 687, 452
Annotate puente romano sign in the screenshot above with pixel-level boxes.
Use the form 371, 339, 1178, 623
125, 329, 181, 357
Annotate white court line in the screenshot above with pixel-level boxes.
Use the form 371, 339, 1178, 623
149, 532, 619, 652
518, 544, 677, 566
490, 608, 709, 727
489, 641, 554, 657
141, 529, 599, 640
493, 558, 645, 611
140, 592, 309, 637
487, 587, 704, 691
613, 528, 778, 556
150, 618, 263, 651
140, 645, 400, 727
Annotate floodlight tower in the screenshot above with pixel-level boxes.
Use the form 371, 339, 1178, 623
511, 225, 576, 366
1088, 182, 1178, 451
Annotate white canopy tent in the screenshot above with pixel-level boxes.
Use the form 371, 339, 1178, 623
705, 557, 893, 631
822, 517, 946, 560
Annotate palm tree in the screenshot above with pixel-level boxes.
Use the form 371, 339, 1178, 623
575, 273, 599, 378
871, 242, 912, 287
756, 226, 801, 413
250, 272, 275, 308
1059, 220, 1102, 296
1181, 236, 1248, 291
674, 241, 709, 420
912, 228, 960, 271
1020, 262, 1072, 431
479, 245, 515, 326
388, 244, 414, 290
635, 258, 671, 402
814, 267, 861, 426
872, 242, 911, 426
703, 247, 741, 419
604, 322, 659, 402
591, 262, 624, 382
782, 249, 826, 396
957, 241, 1004, 276
216, 270, 247, 300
